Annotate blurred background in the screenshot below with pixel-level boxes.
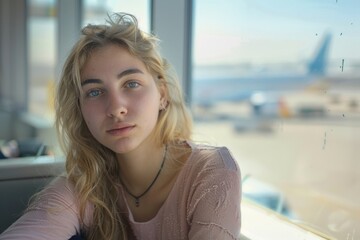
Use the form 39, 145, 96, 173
0, 0, 359, 239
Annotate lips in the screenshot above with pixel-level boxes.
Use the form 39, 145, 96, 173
106, 124, 135, 136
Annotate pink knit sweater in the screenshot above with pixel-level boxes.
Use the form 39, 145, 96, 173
0, 143, 241, 239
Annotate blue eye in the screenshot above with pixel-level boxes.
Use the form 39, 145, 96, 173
87, 89, 102, 98
126, 81, 139, 89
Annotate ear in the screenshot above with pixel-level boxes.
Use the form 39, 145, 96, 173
159, 96, 168, 111
157, 77, 168, 107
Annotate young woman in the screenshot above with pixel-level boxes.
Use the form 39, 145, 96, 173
0, 13, 241, 240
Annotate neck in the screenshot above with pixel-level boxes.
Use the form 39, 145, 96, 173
117, 143, 166, 194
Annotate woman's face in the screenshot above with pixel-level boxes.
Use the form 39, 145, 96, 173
79, 44, 164, 153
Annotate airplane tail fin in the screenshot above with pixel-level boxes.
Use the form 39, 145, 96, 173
308, 33, 331, 76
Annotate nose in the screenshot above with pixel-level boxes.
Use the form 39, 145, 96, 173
106, 92, 128, 118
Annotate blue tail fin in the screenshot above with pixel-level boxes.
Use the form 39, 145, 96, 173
308, 33, 331, 76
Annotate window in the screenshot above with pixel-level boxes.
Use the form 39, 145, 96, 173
82, 0, 150, 32
28, 0, 57, 118
192, 1, 360, 239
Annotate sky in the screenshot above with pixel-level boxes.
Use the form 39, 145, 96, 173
193, 0, 360, 68
29, 0, 360, 74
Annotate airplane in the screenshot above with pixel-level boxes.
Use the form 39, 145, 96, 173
191, 33, 332, 120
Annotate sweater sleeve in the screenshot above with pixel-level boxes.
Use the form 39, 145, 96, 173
187, 147, 242, 240
0, 176, 81, 240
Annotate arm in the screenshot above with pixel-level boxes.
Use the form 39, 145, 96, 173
187, 148, 242, 240
0, 177, 81, 240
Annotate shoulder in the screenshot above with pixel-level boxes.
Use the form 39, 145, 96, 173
32, 175, 78, 211
42, 175, 76, 198
189, 143, 240, 174
32, 175, 93, 226
185, 143, 242, 236
47, 175, 75, 193
183, 142, 241, 191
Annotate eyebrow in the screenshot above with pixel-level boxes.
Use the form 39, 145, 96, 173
81, 79, 102, 86
81, 68, 144, 86
117, 68, 144, 79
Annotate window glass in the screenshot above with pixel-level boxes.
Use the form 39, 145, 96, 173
83, 0, 150, 33
28, 0, 57, 119
192, 1, 360, 239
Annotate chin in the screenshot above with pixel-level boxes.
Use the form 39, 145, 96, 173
106, 139, 137, 154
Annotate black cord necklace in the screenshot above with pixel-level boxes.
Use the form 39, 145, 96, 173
120, 145, 168, 207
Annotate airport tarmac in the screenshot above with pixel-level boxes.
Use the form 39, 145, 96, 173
193, 112, 360, 240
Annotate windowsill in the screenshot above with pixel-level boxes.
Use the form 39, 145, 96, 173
0, 155, 65, 180
19, 112, 54, 129
241, 200, 333, 240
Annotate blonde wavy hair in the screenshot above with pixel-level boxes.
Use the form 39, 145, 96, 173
55, 13, 192, 239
